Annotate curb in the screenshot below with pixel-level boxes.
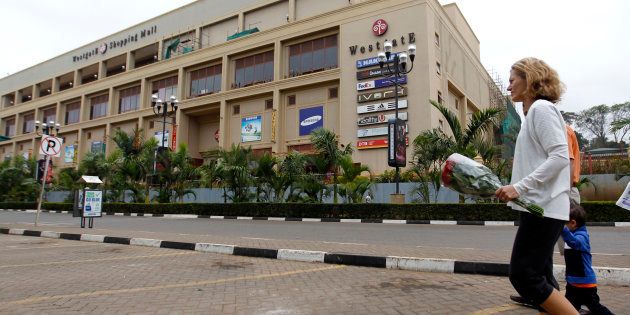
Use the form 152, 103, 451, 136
2, 227, 628, 286
2, 209, 629, 227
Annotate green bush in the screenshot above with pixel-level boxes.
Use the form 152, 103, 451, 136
1, 201, 629, 222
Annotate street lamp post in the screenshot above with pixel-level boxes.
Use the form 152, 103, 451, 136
151, 94, 178, 190
34, 120, 60, 226
377, 41, 416, 196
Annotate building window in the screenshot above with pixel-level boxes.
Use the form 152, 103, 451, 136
119, 86, 140, 113
5, 119, 15, 137
233, 105, 240, 115
233, 51, 274, 88
438, 91, 443, 105
189, 64, 222, 98
436, 62, 441, 75
455, 99, 459, 110
328, 87, 338, 99
42, 108, 56, 125
435, 32, 440, 47
265, 99, 273, 110
65, 102, 81, 125
152, 76, 178, 102
23, 114, 35, 133
287, 95, 296, 106
90, 94, 108, 120
87, 132, 92, 140
149, 121, 154, 129
289, 34, 338, 77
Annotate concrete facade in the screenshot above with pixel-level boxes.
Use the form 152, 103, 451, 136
0, 0, 496, 174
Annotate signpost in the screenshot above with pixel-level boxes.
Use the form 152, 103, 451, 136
35, 135, 63, 226
74, 176, 103, 228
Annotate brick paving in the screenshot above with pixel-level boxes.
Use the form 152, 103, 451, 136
1, 234, 629, 314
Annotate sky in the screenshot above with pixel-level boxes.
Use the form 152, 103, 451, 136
1, 0, 628, 113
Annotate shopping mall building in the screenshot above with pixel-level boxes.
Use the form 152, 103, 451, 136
0, 0, 500, 174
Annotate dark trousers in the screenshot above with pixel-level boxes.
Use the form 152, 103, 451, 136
566, 284, 614, 315
509, 212, 565, 305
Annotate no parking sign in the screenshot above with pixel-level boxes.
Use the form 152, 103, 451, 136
39, 135, 63, 157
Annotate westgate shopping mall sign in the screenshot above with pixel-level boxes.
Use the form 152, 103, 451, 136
72, 25, 158, 62
348, 32, 415, 56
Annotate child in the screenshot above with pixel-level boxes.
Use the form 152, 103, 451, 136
561, 203, 614, 314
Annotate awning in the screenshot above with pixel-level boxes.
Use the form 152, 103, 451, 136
227, 27, 260, 41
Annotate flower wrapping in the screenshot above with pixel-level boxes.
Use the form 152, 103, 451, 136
442, 153, 544, 217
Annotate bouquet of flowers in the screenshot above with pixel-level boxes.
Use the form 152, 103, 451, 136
441, 153, 544, 217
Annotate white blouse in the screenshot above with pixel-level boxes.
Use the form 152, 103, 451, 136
509, 99, 570, 221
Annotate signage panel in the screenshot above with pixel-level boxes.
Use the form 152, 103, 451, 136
357, 99, 408, 114
241, 115, 262, 142
357, 76, 406, 91
388, 118, 407, 167
299, 106, 324, 136
154, 131, 169, 148
356, 67, 393, 80
357, 112, 407, 126
82, 189, 103, 218
64, 145, 75, 163
357, 124, 407, 138
39, 135, 63, 157
356, 53, 399, 69
357, 87, 407, 103
357, 137, 409, 150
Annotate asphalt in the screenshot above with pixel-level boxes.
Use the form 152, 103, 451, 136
2, 209, 629, 286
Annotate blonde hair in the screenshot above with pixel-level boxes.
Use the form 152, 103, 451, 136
511, 57, 565, 103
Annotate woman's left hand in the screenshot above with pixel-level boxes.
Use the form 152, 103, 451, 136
495, 185, 519, 202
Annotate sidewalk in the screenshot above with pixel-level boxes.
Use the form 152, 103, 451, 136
2, 214, 629, 286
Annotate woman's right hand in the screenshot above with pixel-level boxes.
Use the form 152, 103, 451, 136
495, 185, 519, 202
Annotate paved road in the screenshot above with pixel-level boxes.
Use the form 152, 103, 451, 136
2, 234, 629, 314
2, 211, 629, 268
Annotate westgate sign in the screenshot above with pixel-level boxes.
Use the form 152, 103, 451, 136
349, 32, 416, 56
357, 112, 407, 126
72, 25, 158, 62
357, 87, 407, 103
357, 99, 408, 114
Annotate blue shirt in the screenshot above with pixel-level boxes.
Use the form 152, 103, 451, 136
561, 225, 597, 285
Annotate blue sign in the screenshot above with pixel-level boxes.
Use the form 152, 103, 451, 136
299, 106, 324, 136
357, 75, 407, 91
356, 53, 399, 69
241, 115, 262, 142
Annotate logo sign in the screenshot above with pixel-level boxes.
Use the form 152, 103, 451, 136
357, 137, 409, 150
388, 118, 407, 167
90, 141, 104, 154
356, 52, 399, 69
372, 19, 388, 36
39, 135, 63, 157
82, 189, 103, 218
357, 112, 407, 126
357, 87, 407, 103
171, 125, 177, 150
357, 124, 407, 138
357, 76, 406, 91
356, 67, 393, 80
357, 99, 408, 114
241, 115, 262, 142
98, 42, 108, 54
299, 106, 324, 136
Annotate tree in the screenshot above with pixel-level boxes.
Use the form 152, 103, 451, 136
154, 143, 201, 203
337, 155, 372, 203
310, 128, 353, 203
576, 105, 609, 148
609, 102, 630, 143
216, 144, 255, 203
409, 128, 453, 203
110, 128, 157, 202
0, 156, 39, 202
430, 100, 503, 158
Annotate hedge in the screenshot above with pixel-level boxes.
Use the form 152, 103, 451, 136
1, 201, 629, 222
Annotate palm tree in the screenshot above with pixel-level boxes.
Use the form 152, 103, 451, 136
410, 128, 453, 203
216, 144, 255, 203
337, 155, 372, 203
310, 128, 353, 203
0, 156, 39, 202
430, 100, 503, 158
156, 143, 201, 202
110, 128, 157, 202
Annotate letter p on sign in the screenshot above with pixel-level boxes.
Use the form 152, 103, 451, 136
39, 135, 63, 157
